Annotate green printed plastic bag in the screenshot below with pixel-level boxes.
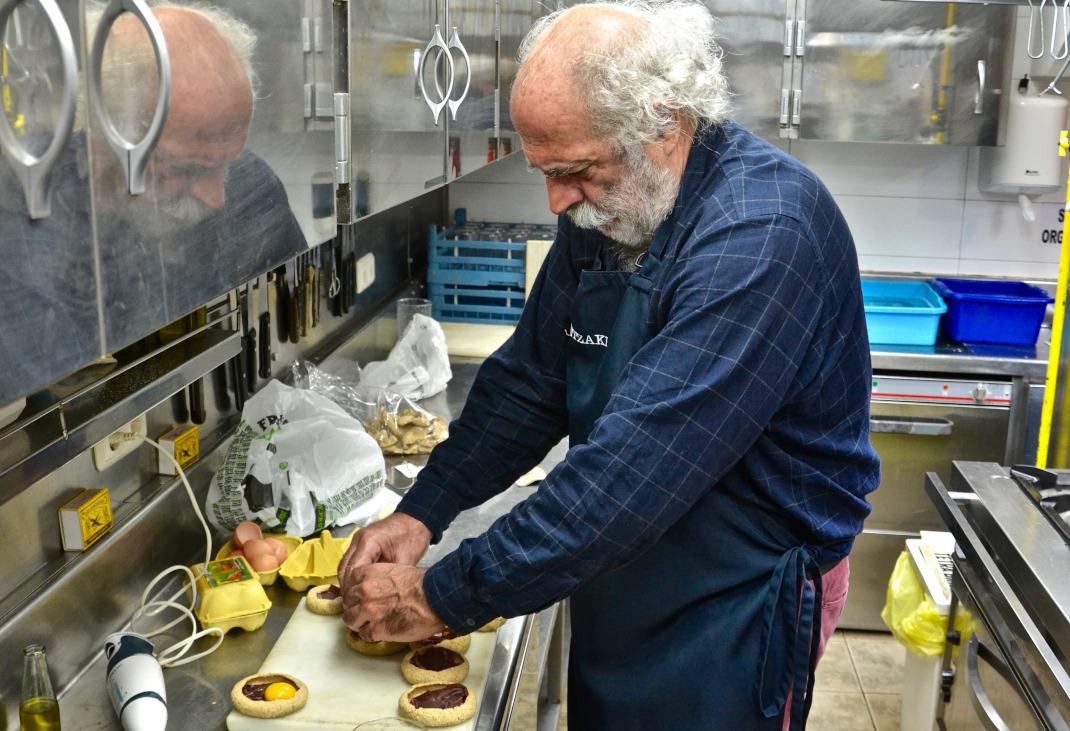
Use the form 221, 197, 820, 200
881, 551, 973, 657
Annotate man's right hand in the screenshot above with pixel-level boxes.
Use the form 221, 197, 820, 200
337, 512, 433, 584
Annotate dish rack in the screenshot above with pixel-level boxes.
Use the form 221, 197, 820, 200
427, 212, 556, 324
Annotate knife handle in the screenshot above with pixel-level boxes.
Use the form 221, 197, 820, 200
258, 311, 272, 379
246, 327, 257, 393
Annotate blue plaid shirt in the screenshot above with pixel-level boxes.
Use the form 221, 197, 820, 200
399, 122, 880, 631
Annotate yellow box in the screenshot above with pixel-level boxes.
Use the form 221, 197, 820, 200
279, 530, 356, 592
158, 424, 200, 475
58, 488, 112, 551
193, 556, 272, 634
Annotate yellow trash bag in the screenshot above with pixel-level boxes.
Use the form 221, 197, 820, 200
880, 551, 973, 657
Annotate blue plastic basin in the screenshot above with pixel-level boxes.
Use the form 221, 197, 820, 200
930, 278, 1053, 346
861, 280, 947, 346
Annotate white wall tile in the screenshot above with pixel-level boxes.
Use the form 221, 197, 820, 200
958, 259, 1060, 279
449, 181, 557, 224
835, 195, 965, 259
792, 141, 968, 200
858, 255, 960, 275
960, 200, 1064, 262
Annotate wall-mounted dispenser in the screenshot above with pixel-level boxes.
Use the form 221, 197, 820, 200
980, 78, 1068, 221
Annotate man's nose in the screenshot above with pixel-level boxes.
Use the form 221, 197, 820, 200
546, 178, 583, 216
189, 173, 227, 210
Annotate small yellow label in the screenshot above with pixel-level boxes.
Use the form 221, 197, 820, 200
173, 426, 199, 469
77, 489, 112, 549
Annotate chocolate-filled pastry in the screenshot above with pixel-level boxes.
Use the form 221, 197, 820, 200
306, 584, 343, 615
401, 646, 470, 685
230, 673, 308, 719
398, 682, 476, 727
478, 617, 506, 632
409, 627, 471, 655
345, 629, 407, 656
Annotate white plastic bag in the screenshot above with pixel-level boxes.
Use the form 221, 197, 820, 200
206, 380, 389, 536
360, 313, 452, 400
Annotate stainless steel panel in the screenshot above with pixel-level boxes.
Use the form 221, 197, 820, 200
0, 0, 104, 404
703, 1, 791, 140
349, 0, 446, 218
797, 0, 1010, 144
839, 528, 914, 631
448, 0, 497, 180
868, 400, 1009, 529
85, 1, 313, 353
497, 0, 536, 157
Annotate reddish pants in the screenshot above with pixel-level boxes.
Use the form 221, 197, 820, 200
783, 556, 851, 730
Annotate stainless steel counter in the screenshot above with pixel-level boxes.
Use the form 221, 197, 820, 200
57, 360, 567, 731
870, 330, 1050, 381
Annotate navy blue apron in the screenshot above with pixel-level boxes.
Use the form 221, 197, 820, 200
565, 225, 823, 730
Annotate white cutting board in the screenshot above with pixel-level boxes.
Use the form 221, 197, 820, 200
440, 322, 515, 359
226, 599, 498, 730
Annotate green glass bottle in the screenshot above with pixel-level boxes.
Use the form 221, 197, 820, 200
19, 644, 60, 731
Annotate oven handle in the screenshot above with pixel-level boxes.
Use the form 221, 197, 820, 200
965, 634, 1017, 731
870, 416, 953, 436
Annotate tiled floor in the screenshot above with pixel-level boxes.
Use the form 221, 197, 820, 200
508, 629, 905, 730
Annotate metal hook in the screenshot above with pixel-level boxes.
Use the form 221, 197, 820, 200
1029, 0, 1047, 60
1052, 0, 1069, 60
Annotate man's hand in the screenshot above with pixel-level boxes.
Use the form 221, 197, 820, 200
341, 563, 446, 642
338, 512, 432, 585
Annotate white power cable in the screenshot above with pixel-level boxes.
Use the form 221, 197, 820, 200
114, 432, 225, 668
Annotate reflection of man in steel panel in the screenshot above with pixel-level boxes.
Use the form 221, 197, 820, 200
0, 4, 305, 403
91, 4, 306, 348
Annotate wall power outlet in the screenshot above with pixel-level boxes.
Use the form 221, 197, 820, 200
92, 414, 147, 471
356, 253, 375, 294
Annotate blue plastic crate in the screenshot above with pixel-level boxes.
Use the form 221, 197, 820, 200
429, 283, 526, 324
862, 280, 947, 346
426, 212, 556, 323
930, 278, 1053, 346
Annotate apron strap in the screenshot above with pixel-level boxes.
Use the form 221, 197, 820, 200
756, 546, 823, 731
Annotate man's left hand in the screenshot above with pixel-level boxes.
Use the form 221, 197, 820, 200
340, 563, 446, 642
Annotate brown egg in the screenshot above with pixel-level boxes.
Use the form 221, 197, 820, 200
263, 537, 289, 561
242, 539, 280, 572
233, 521, 262, 548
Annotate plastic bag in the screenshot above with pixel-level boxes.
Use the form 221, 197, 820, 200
292, 360, 449, 456
881, 551, 973, 657
360, 313, 452, 401
205, 379, 390, 537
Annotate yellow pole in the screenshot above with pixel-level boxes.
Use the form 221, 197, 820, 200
1036, 131, 1070, 467
932, 5, 956, 145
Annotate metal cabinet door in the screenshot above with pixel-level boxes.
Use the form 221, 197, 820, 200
704, 0, 793, 141
446, 0, 496, 180
796, 0, 1010, 144
496, 0, 539, 160
0, 0, 104, 404
349, 0, 446, 219
85, 0, 311, 353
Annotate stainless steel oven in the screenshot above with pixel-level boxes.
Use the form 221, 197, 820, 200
841, 375, 1014, 630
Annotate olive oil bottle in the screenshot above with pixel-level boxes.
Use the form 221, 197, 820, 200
19, 644, 60, 730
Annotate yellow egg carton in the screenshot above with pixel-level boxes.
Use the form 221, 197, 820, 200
214, 534, 303, 587
278, 529, 356, 591
193, 556, 272, 634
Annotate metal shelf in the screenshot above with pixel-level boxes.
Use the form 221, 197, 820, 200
0, 327, 240, 507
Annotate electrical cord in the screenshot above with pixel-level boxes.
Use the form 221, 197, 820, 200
114, 432, 225, 668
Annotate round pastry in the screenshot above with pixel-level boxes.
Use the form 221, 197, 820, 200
230, 673, 308, 719
409, 627, 471, 655
345, 629, 407, 656
401, 646, 470, 685
306, 584, 343, 615
478, 617, 506, 632
398, 682, 476, 727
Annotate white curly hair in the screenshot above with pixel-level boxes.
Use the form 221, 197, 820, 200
517, 0, 731, 153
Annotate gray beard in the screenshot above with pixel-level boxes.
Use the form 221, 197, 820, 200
567, 149, 680, 270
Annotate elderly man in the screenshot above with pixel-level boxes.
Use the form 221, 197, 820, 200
338, 2, 880, 728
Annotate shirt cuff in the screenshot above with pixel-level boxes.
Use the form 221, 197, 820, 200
422, 551, 499, 633
395, 482, 467, 543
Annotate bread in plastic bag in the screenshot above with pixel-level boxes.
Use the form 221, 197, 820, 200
291, 360, 448, 456
881, 551, 974, 657
205, 379, 390, 536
